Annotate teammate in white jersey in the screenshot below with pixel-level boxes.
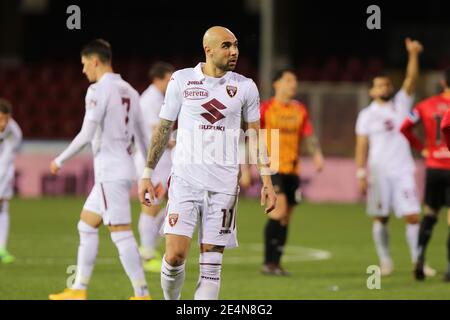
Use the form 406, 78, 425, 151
48, 39, 151, 300
355, 38, 431, 276
134, 62, 174, 273
139, 26, 277, 300
0, 99, 22, 264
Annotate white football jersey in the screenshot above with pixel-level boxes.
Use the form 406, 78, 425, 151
159, 63, 260, 194
85, 73, 145, 182
356, 89, 415, 175
0, 118, 22, 180
134, 83, 171, 181
139, 84, 164, 140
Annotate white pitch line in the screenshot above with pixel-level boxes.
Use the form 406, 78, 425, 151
14, 243, 331, 266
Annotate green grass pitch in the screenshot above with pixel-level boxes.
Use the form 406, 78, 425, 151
1, 197, 450, 300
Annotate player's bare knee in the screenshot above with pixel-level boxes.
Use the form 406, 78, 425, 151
164, 252, 187, 266
423, 206, 438, 219
80, 210, 102, 228
404, 214, 420, 224
141, 204, 161, 217
108, 224, 132, 232
374, 216, 389, 224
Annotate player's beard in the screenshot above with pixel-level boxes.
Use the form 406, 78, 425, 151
379, 92, 394, 102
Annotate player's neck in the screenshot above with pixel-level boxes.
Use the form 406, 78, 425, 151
274, 94, 291, 105
95, 66, 114, 81
153, 81, 165, 94
374, 98, 389, 106
202, 62, 227, 78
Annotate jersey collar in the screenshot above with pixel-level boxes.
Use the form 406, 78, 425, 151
194, 63, 232, 83
99, 72, 121, 82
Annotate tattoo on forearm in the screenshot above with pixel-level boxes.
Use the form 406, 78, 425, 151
306, 135, 321, 155
146, 119, 173, 169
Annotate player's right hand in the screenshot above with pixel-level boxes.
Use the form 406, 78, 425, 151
358, 177, 368, 195
405, 37, 423, 55
138, 178, 156, 207
261, 184, 277, 214
50, 160, 60, 176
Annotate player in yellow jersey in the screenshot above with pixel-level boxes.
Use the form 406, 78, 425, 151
260, 69, 324, 275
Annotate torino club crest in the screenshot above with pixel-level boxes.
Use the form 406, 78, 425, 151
226, 85, 237, 98
168, 213, 179, 227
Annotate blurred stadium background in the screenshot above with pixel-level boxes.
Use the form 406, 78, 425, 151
1, 0, 450, 299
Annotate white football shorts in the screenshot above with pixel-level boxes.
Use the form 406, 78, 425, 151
83, 180, 133, 226
0, 167, 14, 200
163, 175, 239, 249
367, 171, 421, 218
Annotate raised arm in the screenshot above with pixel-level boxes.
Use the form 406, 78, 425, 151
402, 38, 423, 95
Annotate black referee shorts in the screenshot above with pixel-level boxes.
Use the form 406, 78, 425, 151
270, 174, 301, 207
425, 168, 450, 211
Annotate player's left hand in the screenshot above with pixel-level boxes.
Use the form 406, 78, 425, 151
261, 183, 277, 214
313, 153, 324, 173
50, 160, 60, 176
139, 178, 156, 207
421, 148, 429, 158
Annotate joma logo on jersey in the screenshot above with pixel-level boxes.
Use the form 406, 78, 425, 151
183, 87, 209, 100
187, 80, 203, 86
201, 99, 227, 124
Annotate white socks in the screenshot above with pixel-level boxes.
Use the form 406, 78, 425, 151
111, 230, 149, 297
194, 252, 223, 300
161, 256, 185, 300
138, 210, 165, 260
406, 223, 420, 263
0, 202, 9, 249
372, 220, 391, 265
72, 220, 99, 290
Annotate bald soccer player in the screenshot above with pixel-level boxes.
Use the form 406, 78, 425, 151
139, 26, 277, 300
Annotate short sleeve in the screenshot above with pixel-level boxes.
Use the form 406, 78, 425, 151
407, 105, 421, 124
159, 74, 182, 121
84, 85, 106, 123
259, 101, 270, 128
243, 80, 260, 123
301, 107, 314, 137
355, 109, 370, 136
394, 89, 414, 114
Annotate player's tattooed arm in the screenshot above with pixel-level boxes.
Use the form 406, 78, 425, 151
402, 38, 423, 95
246, 120, 270, 174
246, 120, 277, 214
305, 135, 324, 172
145, 118, 173, 169
305, 135, 322, 156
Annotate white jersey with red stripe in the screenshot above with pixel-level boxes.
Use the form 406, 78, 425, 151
159, 63, 260, 194
85, 72, 146, 182
356, 89, 416, 176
